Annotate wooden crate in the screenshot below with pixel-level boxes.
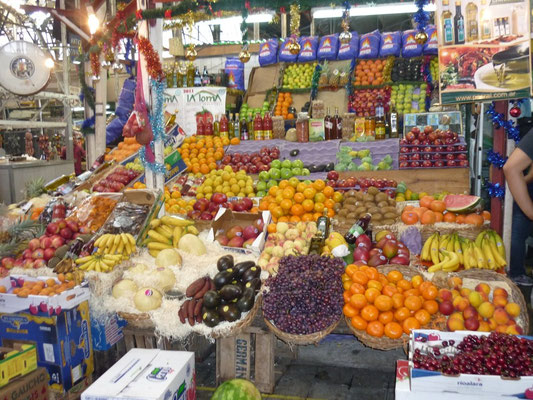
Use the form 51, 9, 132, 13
216, 327, 275, 393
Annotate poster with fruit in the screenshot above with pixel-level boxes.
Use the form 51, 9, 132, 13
435, 0, 531, 103
164, 87, 226, 136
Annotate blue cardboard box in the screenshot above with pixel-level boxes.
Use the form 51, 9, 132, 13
91, 314, 126, 351
0, 300, 94, 393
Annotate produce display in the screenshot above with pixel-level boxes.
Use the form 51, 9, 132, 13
145, 216, 201, 258
192, 194, 255, 222
390, 83, 427, 116
92, 167, 140, 192
214, 217, 264, 249
240, 100, 272, 120
335, 147, 394, 172
281, 62, 317, 90
353, 59, 389, 86
195, 167, 255, 200
343, 265, 440, 338
327, 174, 397, 194
8, 275, 79, 304
104, 137, 142, 162
75, 233, 136, 272
318, 61, 350, 88
99, 202, 150, 235
256, 159, 310, 197
437, 277, 522, 334
390, 58, 423, 82
274, 92, 295, 119
220, 146, 280, 174
178, 135, 226, 174
67, 195, 118, 234
263, 255, 344, 334
352, 232, 411, 266
349, 87, 391, 117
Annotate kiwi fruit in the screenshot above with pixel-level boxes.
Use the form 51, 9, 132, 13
377, 201, 389, 208
354, 201, 364, 208
375, 192, 388, 203
388, 198, 396, 205
346, 212, 358, 220
363, 194, 375, 202
346, 190, 357, 198
354, 207, 367, 215
355, 191, 365, 200
368, 207, 380, 215
371, 213, 383, 221
382, 206, 397, 214
344, 197, 356, 205
384, 212, 398, 220
334, 203, 342, 212
367, 186, 379, 195
338, 209, 349, 217
364, 202, 375, 209
382, 219, 396, 225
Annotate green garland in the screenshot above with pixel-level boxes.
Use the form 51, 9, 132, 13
78, 56, 95, 110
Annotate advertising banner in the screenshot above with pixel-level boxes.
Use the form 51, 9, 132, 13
435, 0, 531, 103
164, 87, 226, 136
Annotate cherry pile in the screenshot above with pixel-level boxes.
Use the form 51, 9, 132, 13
413, 332, 533, 377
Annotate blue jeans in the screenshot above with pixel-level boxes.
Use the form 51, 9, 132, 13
510, 184, 533, 277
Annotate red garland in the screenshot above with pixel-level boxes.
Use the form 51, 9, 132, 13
164, 9, 172, 19
90, 52, 100, 78
245, 1, 251, 10
280, 7, 286, 13
137, 37, 164, 81
135, 9, 143, 19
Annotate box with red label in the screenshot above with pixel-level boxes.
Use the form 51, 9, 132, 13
0, 367, 49, 400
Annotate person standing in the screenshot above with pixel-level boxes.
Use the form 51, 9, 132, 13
61, 135, 86, 176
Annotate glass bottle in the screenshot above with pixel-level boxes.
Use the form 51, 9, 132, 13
240, 115, 249, 140
480, 0, 491, 39
441, 0, 454, 45
332, 107, 342, 140
253, 113, 263, 140
197, 119, 205, 136
213, 115, 220, 137
204, 119, 213, 136
234, 113, 241, 140
324, 107, 333, 140
316, 208, 331, 239
263, 112, 273, 140
365, 116, 375, 140
375, 98, 386, 140
247, 116, 254, 140
194, 67, 202, 87
228, 113, 235, 139
219, 114, 229, 139
186, 64, 195, 87
389, 104, 399, 138
202, 66, 210, 86
502, 17, 510, 35
344, 213, 371, 245
466, 1, 479, 42
494, 18, 502, 38
454, 0, 465, 44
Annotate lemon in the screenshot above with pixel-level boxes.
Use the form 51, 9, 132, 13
229, 177, 237, 185
226, 191, 235, 197
237, 192, 246, 197
196, 193, 204, 199
215, 185, 223, 193
405, 189, 412, 200
205, 193, 212, 200
231, 184, 240, 193
196, 187, 203, 194
204, 186, 213, 193
223, 165, 232, 173
238, 180, 246, 188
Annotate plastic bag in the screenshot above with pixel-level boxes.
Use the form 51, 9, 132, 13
359, 30, 381, 59
402, 30, 423, 58
279, 38, 299, 62
423, 26, 438, 55
66, 194, 119, 234
259, 39, 279, 66
337, 32, 359, 60
298, 36, 318, 62
225, 57, 245, 91
379, 31, 402, 57
317, 34, 339, 61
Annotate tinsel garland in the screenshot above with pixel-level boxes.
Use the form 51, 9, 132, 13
78, 57, 96, 110
485, 102, 522, 143
241, 5, 249, 44
414, 0, 430, 32
310, 64, 321, 99
80, 116, 96, 135
289, 3, 300, 37
485, 181, 505, 199
124, 39, 133, 75
137, 37, 164, 81
90, 52, 100, 79
487, 150, 507, 169
422, 56, 434, 112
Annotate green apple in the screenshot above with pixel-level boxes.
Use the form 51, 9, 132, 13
266, 180, 278, 189
291, 159, 304, 169
289, 177, 300, 188
291, 167, 302, 176
280, 168, 292, 179
304, 179, 312, 185
269, 168, 281, 180
271, 159, 281, 169
256, 190, 266, 198
281, 159, 292, 169
258, 171, 270, 181
256, 181, 267, 192
302, 168, 310, 176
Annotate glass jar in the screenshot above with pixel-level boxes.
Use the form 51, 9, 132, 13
296, 113, 309, 142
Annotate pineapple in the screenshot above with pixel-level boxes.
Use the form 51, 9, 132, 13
318, 61, 329, 87
329, 68, 340, 87
25, 177, 45, 200
339, 65, 351, 87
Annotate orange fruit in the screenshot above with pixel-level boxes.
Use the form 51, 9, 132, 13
364, 288, 380, 304
293, 193, 305, 204
403, 317, 421, 334
296, 182, 307, 193
351, 316, 368, 330
343, 304, 358, 318
434, 212, 444, 222
344, 291, 352, 304
360, 305, 379, 322
366, 320, 384, 337
324, 199, 335, 209
392, 293, 405, 309
323, 186, 334, 198
384, 322, 404, 339
421, 210, 436, 225
405, 295, 423, 311
367, 279, 383, 291
343, 280, 354, 291
314, 202, 325, 213
382, 285, 398, 297
314, 192, 326, 204
465, 213, 484, 226
423, 300, 439, 315
349, 282, 365, 295
397, 279, 412, 291
301, 213, 314, 222
289, 215, 301, 223
421, 285, 438, 300
430, 200, 446, 213
278, 180, 289, 189
302, 199, 314, 212
387, 270, 403, 283
0, 286, 6, 293
290, 204, 305, 216
414, 309, 431, 326
375, 295, 393, 312
267, 223, 277, 233
411, 275, 423, 288
303, 187, 316, 199
394, 307, 410, 322
282, 187, 295, 199
419, 196, 435, 209
342, 273, 351, 283
378, 310, 394, 324
350, 293, 367, 309
345, 264, 358, 277
401, 211, 419, 225
313, 179, 326, 191
456, 214, 466, 224
333, 192, 343, 203
352, 271, 369, 286
482, 210, 491, 221
280, 199, 293, 211
364, 267, 379, 281
403, 288, 420, 298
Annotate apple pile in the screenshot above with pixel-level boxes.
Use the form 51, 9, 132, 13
326, 171, 397, 196
220, 147, 280, 174
348, 87, 391, 117
399, 126, 468, 169
438, 277, 523, 334
93, 167, 140, 192
215, 218, 265, 249
188, 193, 255, 221
353, 231, 410, 266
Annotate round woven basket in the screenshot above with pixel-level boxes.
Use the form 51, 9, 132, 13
418, 223, 488, 243
210, 295, 262, 339
264, 317, 340, 346
345, 264, 446, 350
432, 269, 529, 334
118, 311, 153, 329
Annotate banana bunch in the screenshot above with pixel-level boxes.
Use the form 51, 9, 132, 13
94, 233, 137, 258
421, 230, 506, 273
145, 216, 198, 258
75, 253, 123, 272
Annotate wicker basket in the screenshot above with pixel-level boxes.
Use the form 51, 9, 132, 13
432, 269, 530, 334
264, 317, 341, 346
118, 311, 154, 329
210, 295, 262, 339
418, 223, 488, 242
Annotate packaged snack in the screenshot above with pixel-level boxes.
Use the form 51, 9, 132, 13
225, 57, 245, 91
379, 31, 402, 57
279, 38, 299, 62
402, 29, 423, 58
358, 30, 381, 59
259, 39, 279, 66
317, 34, 339, 61
67, 195, 118, 234
298, 36, 318, 62
423, 25, 438, 55
99, 202, 150, 235
337, 32, 359, 60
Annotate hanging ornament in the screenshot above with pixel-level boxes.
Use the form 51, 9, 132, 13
288, 39, 301, 55
112, 62, 124, 72
510, 106, 522, 118
239, 48, 251, 63
415, 31, 428, 44
185, 45, 197, 61
339, 30, 352, 45
339, 2, 351, 44
101, 60, 111, 70
92, 75, 101, 82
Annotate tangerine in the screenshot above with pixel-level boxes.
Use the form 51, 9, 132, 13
465, 213, 484, 226
375, 295, 393, 312
313, 179, 326, 191
421, 285, 438, 300
382, 285, 398, 297
397, 279, 412, 291
364, 267, 380, 281
384, 322, 404, 339
367, 279, 383, 291
456, 215, 466, 224
414, 309, 431, 326
394, 307, 411, 322
405, 295, 423, 311
350, 293, 367, 309
365, 288, 381, 304
430, 200, 446, 213
387, 270, 403, 283
434, 212, 444, 222
401, 211, 419, 225
482, 210, 491, 221
349, 282, 366, 295
352, 271, 369, 286
419, 196, 435, 209
403, 317, 421, 334
343, 304, 358, 318
392, 293, 405, 309
351, 316, 368, 330
366, 320, 384, 337
290, 204, 305, 216
421, 210, 436, 225
323, 186, 334, 198
293, 193, 305, 204
411, 275, 423, 288
423, 300, 439, 315
345, 264, 358, 277
360, 305, 379, 321
378, 311, 394, 324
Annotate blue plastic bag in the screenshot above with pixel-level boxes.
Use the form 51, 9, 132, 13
379, 31, 402, 57
259, 39, 279, 66
423, 26, 438, 55
225, 57, 245, 91
279, 38, 299, 62
358, 30, 381, 59
337, 32, 359, 60
317, 34, 339, 61
402, 30, 423, 58
298, 36, 318, 62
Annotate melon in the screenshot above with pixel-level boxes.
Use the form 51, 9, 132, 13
444, 194, 481, 213
211, 379, 262, 400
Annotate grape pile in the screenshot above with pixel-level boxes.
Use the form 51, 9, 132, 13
391, 58, 422, 82
263, 255, 344, 334
413, 332, 533, 377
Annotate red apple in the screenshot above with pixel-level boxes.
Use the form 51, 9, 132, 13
40, 236, 52, 249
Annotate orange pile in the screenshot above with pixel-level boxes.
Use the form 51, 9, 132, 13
259, 179, 343, 223
105, 137, 142, 162
164, 186, 196, 214
178, 135, 227, 175
353, 59, 386, 86
401, 196, 490, 226
343, 264, 440, 338
11, 274, 76, 298
274, 92, 294, 120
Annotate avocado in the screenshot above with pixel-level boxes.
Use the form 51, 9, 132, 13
218, 304, 241, 322
202, 310, 220, 327
316, 164, 326, 172
214, 270, 233, 290
234, 261, 255, 278
237, 288, 255, 312
217, 255, 234, 271
219, 284, 242, 301
242, 266, 261, 283
203, 290, 221, 309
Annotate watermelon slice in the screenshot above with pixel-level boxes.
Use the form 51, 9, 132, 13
444, 194, 481, 213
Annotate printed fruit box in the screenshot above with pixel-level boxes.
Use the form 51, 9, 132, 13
403, 111, 463, 136
0, 275, 90, 314
0, 342, 37, 387
136, 150, 187, 185
409, 329, 533, 397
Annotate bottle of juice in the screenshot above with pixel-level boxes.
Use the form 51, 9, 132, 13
219, 114, 229, 139
253, 113, 263, 140
263, 112, 273, 140
197, 119, 205, 135
228, 113, 235, 139
213, 115, 220, 137
204, 119, 213, 136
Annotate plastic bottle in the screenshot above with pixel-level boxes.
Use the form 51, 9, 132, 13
219, 114, 229, 139
253, 113, 263, 140
197, 119, 205, 135
204, 119, 213, 136
263, 112, 273, 140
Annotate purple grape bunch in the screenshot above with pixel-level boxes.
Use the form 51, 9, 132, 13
413, 332, 533, 377
263, 255, 344, 335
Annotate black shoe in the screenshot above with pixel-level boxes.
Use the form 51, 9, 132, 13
511, 274, 533, 286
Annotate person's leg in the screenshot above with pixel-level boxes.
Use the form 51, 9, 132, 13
509, 186, 533, 285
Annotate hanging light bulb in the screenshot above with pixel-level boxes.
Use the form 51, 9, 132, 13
87, 6, 99, 35
91, 75, 101, 82
44, 57, 55, 69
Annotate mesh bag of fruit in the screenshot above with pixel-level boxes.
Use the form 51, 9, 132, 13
66, 194, 119, 234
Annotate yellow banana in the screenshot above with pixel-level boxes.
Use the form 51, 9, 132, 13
441, 250, 460, 271
446, 235, 456, 252
116, 240, 125, 255
488, 239, 507, 268
453, 236, 463, 265
428, 254, 451, 273
149, 219, 161, 229
149, 249, 160, 258
185, 225, 199, 235
463, 245, 471, 269
430, 235, 441, 265
75, 255, 94, 264
108, 241, 118, 255
439, 238, 449, 262
421, 234, 435, 262
475, 231, 486, 248
482, 239, 497, 270
489, 230, 506, 258
155, 226, 173, 240
148, 229, 171, 244
468, 243, 478, 268
126, 233, 136, 247
148, 241, 173, 250
473, 245, 487, 269
173, 226, 183, 248
161, 216, 194, 227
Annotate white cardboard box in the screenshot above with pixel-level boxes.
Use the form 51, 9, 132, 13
81, 349, 195, 400
409, 330, 533, 397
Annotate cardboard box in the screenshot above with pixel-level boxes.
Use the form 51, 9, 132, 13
409, 330, 533, 397
137, 150, 187, 185
0, 343, 37, 387
81, 349, 195, 400
246, 64, 281, 96
0, 275, 90, 314
0, 367, 49, 400
49, 375, 93, 400
315, 89, 348, 115
207, 209, 271, 256
91, 314, 126, 352
0, 300, 94, 393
